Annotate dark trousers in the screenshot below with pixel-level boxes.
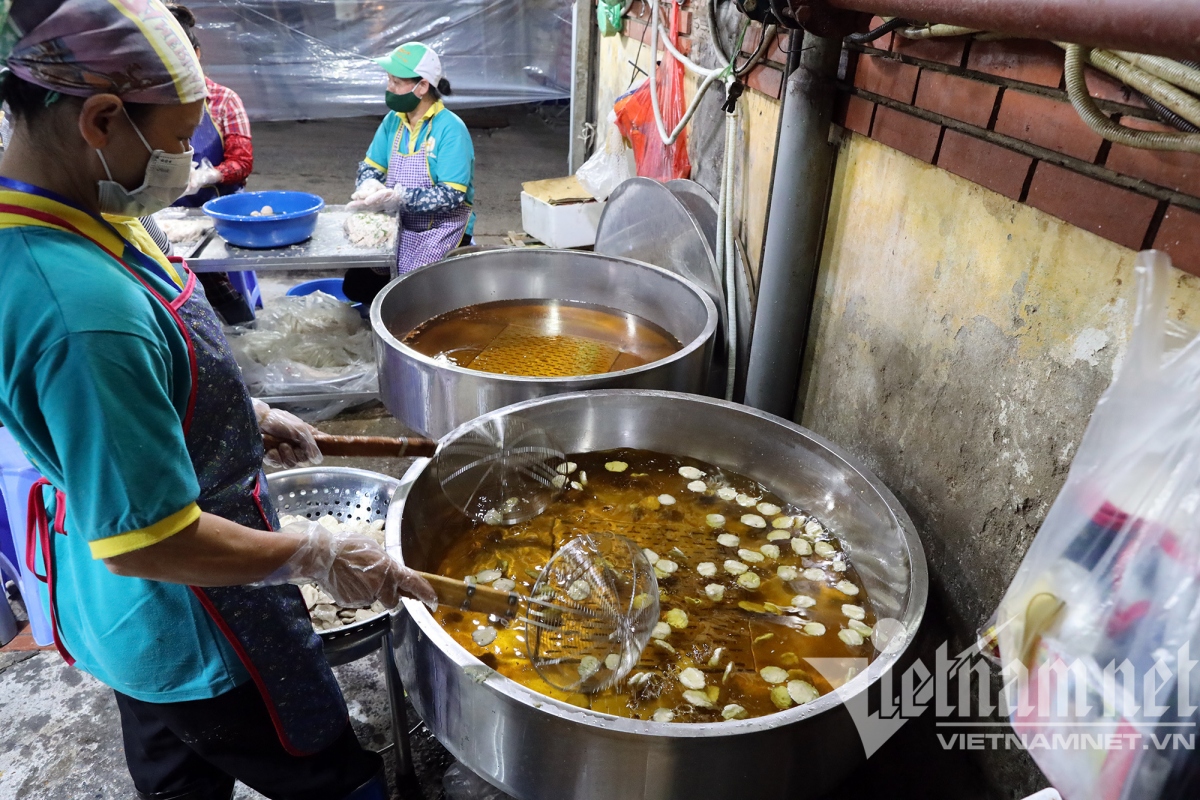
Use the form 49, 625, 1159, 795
115, 680, 382, 800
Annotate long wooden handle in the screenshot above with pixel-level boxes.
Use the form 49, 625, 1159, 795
419, 573, 522, 618
263, 433, 438, 458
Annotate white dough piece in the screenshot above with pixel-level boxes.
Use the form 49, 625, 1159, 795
343, 211, 398, 250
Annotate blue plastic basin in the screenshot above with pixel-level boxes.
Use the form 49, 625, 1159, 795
286, 277, 367, 317
203, 191, 324, 249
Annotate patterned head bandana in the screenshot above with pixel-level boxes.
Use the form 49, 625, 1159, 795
1, 0, 205, 105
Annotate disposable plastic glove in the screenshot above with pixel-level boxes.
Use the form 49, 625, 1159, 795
183, 159, 223, 197
350, 178, 387, 202
260, 519, 438, 609
346, 184, 408, 215
252, 398, 323, 468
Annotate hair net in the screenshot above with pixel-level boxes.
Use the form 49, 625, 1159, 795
1, 0, 205, 104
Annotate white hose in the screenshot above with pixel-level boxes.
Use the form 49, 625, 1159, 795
1086, 48, 1200, 128
722, 102, 739, 401
897, 24, 981, 39
1112, 51, 1200, 96
1063, 45, 1200, 152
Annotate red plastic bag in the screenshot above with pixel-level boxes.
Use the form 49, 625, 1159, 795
612, 3, 691, 181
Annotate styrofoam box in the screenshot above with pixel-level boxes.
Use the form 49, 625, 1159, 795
520, 191, 605, 249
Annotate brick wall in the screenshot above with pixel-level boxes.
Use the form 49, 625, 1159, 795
836, 20, 1200, 274
622, 5, 789, 102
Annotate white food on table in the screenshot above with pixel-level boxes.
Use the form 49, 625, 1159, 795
157, 217, 213, 244
342, 211, 397, 250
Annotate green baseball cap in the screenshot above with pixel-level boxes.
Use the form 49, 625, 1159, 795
376, 41, 444, 85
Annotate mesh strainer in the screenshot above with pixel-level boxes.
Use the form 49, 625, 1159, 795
523, 532, 661, 693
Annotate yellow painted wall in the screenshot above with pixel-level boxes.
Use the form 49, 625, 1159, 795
801, 134, 1200, 790
592, 31, 781, 277
802, 130, 1200, 663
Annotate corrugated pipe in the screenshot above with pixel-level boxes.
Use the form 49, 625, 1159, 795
1086, 48, 1200, 127
1111, 51, 1200, 96
1063, 45, 1200, 152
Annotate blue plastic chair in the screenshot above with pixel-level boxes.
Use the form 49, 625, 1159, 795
0, 428, 53, 645
226, 270, 262, 310
0, 492, 18, 646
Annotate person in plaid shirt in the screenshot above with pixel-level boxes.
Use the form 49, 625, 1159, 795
165, 3, 257, 325
167, 4, 254, 206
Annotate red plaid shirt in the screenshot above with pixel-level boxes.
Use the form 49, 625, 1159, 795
205, 78, 253, 185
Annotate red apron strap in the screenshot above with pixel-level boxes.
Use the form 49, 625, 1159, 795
24, 479, 75, 665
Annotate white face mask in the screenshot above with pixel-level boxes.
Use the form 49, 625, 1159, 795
96, 108, 194, 217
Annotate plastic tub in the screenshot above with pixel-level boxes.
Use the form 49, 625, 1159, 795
203, 191, 324, 249
286, 277, 366, 317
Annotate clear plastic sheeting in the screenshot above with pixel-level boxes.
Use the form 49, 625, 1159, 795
189, 0, 573, 121
227, 291, 377, 420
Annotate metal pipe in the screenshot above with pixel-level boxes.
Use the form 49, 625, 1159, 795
828, 0, 1200, 61
743, 32, 841, 418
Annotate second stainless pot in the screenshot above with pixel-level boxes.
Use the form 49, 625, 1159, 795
370, 249, 718, 437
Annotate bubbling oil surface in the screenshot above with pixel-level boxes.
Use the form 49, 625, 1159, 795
399, 300, 682, 378
433, 448, 879, 723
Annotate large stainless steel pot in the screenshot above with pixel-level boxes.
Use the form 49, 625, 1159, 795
370, 250, 718, 437
385, 391, 928, 800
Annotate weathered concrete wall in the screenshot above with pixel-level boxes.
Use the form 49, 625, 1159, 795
591, 25, 781, 277
800, 132, 1200, 795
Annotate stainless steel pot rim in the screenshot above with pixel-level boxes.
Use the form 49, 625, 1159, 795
368, 250, 719, 384
389, 389, 929, 738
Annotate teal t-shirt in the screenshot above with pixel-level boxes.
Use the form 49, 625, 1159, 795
0, 197, 249, 702
364, 103, 476, 235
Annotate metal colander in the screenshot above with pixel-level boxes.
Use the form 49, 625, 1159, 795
267, 466, 399, 526
265, 467, 400, 657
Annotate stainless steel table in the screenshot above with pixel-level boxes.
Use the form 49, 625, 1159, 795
163, 206, 393, 273
156, 206, 390, 406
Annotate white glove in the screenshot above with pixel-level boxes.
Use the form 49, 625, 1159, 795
347, 184, 408, 215
350, 178, 387, 202
253, 399, 323, 468
260, 519, 438, 609
184, 159, 223, 197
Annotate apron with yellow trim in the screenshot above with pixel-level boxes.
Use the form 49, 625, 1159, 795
173, 102, 243, 209
0, 178, 347, 756
387, 119, 471, 276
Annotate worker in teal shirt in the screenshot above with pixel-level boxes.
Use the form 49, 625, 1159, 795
0, 2, 433, 797
343, 41, 476, 303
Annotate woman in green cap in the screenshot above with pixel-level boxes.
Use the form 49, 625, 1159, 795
343, 41, 476, 304
0, 2, 434, 797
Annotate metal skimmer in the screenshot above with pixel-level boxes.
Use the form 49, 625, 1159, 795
435, 415, 567, 526
522, 532, 661, 694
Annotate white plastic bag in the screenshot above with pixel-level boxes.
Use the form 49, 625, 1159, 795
989, 251, 1200, 800
226, 291, 377, 421
575, 111, 635, 201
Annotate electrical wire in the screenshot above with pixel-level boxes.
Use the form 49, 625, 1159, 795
733, 24, 777, 78
845, 16, 907, 45
1140, 92, 1200, 134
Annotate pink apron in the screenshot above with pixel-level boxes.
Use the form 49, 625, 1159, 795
387, 120, 471, 277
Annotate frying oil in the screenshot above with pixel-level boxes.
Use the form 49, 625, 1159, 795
399, 300, 682, 378
433, 448, 878, 723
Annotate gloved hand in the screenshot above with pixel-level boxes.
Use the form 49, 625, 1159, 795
347, 181, 408, 215
252, 398, 323, 468
350, 178, 387, 202
262, 519, 438, 609
183, 159, 223, 197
